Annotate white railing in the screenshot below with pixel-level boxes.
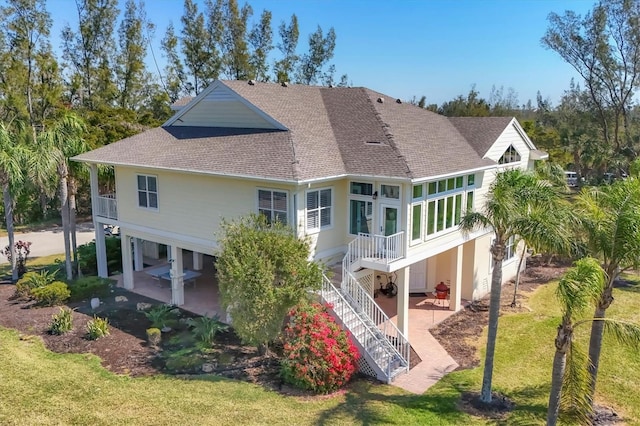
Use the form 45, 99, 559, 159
97, 194, 117, 219
353, 232, 405, 264
321, 275, 408, 381
341, 272, 410, 371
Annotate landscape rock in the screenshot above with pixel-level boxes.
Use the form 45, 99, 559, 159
136, 302, 152, 311
201, 362, 217, 373
115, 296, 128, 303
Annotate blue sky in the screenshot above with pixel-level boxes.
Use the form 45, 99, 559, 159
48, 0, 595, 106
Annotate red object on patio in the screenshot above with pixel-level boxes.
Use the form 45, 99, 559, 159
434, 282, 449, 307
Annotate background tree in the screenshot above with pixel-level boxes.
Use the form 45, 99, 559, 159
248, 9, 272, 81
216, 214, 323, 353
180, 0, 211, 95
221, 0, 253, 80
574, 172, 640, 410
460, 168, 571, 403
543, 0, 640, 172
273, 14, 298, 83
295, 25, 335, 85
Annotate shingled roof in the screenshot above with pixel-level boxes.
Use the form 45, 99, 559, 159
448, 116, 516, 157
75, 80, 507, 182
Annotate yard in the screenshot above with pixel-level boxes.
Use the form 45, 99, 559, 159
1, 255, 639, 425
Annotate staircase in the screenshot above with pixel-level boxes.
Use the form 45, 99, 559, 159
318, 232, 411, 383
320, 276, 409, 383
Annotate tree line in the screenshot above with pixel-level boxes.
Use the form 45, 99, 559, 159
0, 0, 342, 281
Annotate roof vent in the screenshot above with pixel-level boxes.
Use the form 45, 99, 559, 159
396, 98, 402, 104
377, 97, 384, 103
248, 79, 255, 85
328, 83, 333, 88
281, 81, 289, 87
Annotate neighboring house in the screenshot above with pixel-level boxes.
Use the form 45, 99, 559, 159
73, 80, 547, 382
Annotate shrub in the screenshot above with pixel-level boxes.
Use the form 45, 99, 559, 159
2, 240, 32, 277
281, 303, 360, 394
49, 307, 74, 335
86, 316, 110, 340
14, 270, 57, 299
144, 304, 176, 328
31, 281, 71, 306
67, 277, 112, 302
186, 315, 229, 347
77, 236, 122, 275
146, 328, 161, 346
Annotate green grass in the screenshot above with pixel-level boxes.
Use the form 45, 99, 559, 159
0, 254, 64, 278
0, 218, 63, 237
1, 259, 640, 424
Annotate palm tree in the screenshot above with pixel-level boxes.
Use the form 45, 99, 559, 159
460, 168, 572, 403
574, 174, 640, 409
0, 124, 29, 282
547, 257, 640, 425
31, 113, 87, 280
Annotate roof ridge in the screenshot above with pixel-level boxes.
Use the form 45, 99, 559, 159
363, 88, 413, 179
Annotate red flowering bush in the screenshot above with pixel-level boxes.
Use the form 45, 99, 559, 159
281, 302, 360, 394
2, 240, 32, 277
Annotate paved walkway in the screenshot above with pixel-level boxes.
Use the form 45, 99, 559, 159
0, 223, 97, 264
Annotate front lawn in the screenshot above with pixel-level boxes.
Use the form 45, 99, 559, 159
1, 263, 639, 424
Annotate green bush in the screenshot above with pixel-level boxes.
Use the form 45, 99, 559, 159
77, 236, 122, 275
14, 270, 57, 299
49, 307, 74, 335
144, 304, 177, 328
186, 315, 229, 347
86, 316, 110, 340
31, 281, 71, 306
146, 328, 161, 346
67, 277, 112, 302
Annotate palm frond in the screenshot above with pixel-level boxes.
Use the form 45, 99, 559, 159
556, 258, 605, 317
561, 341, 592, 425
602, 319, 640, 350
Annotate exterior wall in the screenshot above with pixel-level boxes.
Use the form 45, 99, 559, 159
115, 166, 293, 252
175, 85, 276, 129
484, 122, 532, 165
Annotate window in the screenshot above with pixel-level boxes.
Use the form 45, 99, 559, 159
137, 175, 158, 209
306, 188, 332, 232
350, 199, 372, 235
499, 145, 521, 164
258, 189, 288, 224
411, 203, 422, 241
505, 236, 516, 260
381, 184, 400, 199
350, 182, 373, 196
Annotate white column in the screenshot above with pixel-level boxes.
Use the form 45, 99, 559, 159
166, 245, 171, 263
121, 233, 134, 289
89, 164, 108, 278
396, 266, 410, 340
427, 256, 437, 291
193, 251, 204, 271
170, 245, 185, 306
449, 245, 463, 311
143, 241, 160, 259
133, 238, 144, 271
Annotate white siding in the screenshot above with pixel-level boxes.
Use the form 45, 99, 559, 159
484, 123, 532, 166
176, 86, 277, 129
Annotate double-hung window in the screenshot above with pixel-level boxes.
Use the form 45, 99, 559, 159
306, 188, 332, 232
258, 189, 288, 224
137, 175, 158, 210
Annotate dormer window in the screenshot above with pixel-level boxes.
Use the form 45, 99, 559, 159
499, 145, 521, 164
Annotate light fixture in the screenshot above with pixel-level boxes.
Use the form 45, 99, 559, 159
373, 191, 378, 200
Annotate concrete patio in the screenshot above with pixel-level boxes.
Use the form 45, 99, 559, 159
114, 255, 461, 394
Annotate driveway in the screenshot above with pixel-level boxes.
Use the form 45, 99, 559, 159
0, 223, 97, 264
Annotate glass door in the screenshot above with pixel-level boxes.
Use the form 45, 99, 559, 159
380, 204, 398, 236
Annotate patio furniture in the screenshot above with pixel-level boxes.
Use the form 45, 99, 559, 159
145, 265, 202, 288
433, 282, 450, 308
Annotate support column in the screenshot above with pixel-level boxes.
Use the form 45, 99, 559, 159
170, 245, 185, 306
193, 251, 203, 271
396, 266, 410, 340
166, 245, 171, 263
427, 256, 437, 291
121, 233, 134, 289
143, 241, 160, 259
133, 238, 144, 271
449, 245, 463, 311
89, 164, 108, 278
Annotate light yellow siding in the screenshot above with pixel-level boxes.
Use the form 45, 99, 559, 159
116, 167, 293, 249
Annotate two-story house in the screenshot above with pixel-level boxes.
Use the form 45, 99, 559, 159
74, 80, 547, 383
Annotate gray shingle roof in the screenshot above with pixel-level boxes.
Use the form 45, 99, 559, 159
449, 116, 515, 157
75, 81, 516, 182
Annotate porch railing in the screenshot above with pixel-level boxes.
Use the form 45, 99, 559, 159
96, 193, 117, 220
355, 232, 404, 264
